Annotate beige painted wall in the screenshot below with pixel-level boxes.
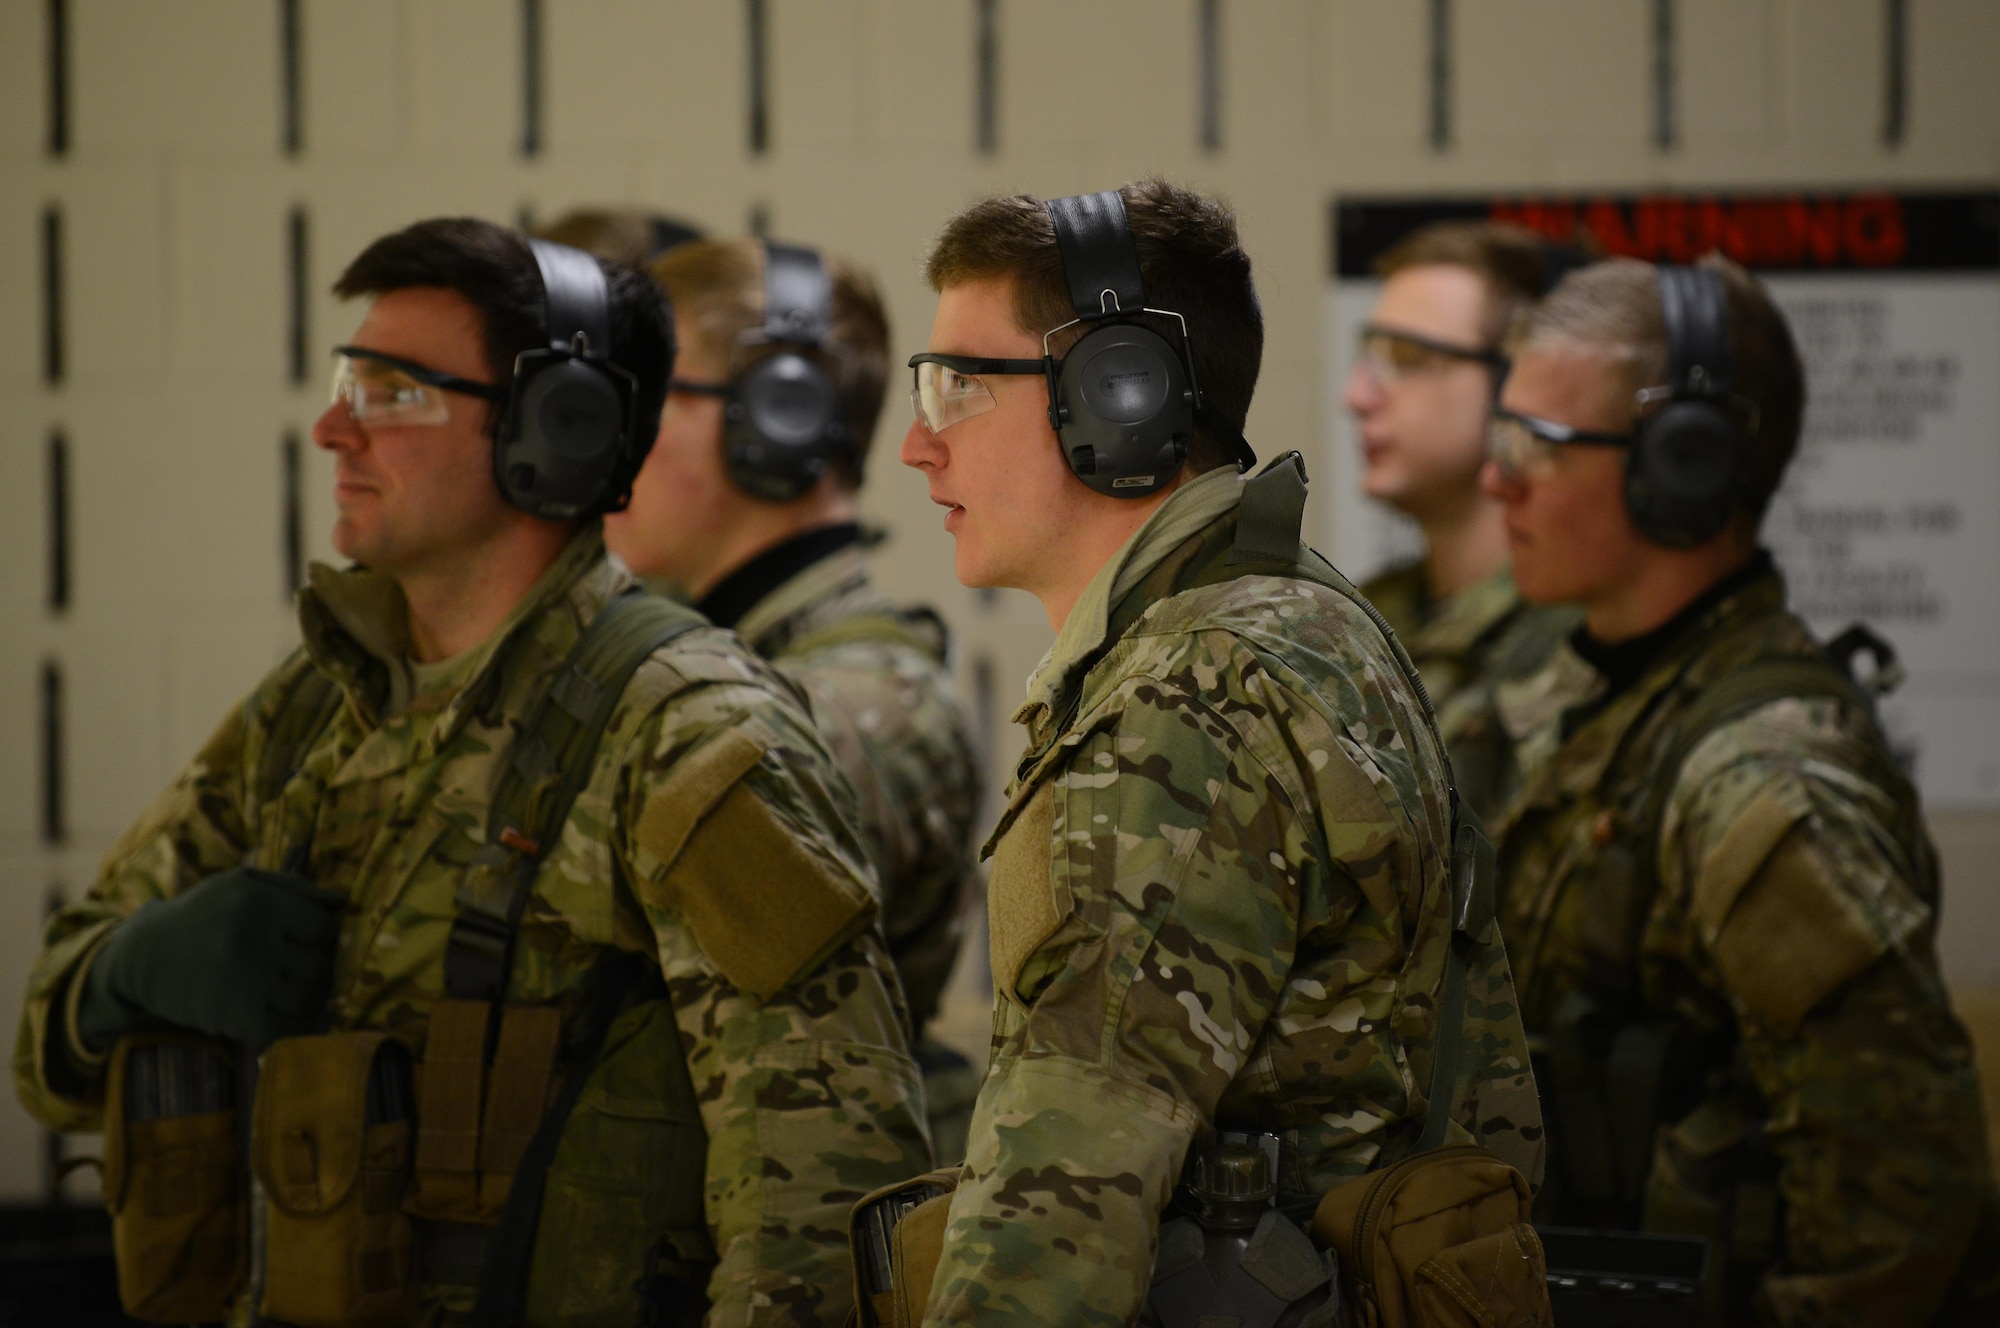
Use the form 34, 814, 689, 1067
2, 0, 1997, 1201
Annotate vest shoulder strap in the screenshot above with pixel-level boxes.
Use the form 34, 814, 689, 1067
444, 590, 709, 1004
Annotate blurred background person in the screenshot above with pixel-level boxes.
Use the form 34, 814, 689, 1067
1346, 221, 1587, 817
1484, 254, 1995, 1326
535, 205, 704, 271
602, 236, 984, 1163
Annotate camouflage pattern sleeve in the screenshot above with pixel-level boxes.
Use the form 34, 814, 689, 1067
924, 655, 1417, 1327
615, 677, 933, 1328
778, 636, 980, 1032
12, 684, 261, 1130
1659, 699, 1989, 1326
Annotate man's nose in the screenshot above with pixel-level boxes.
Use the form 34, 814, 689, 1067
311, 399, 361, 452
900, 417, 942, 469
1344, 362, 1383, 416
1478, 457, 1520, 501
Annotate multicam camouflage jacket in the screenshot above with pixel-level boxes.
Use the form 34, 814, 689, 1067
732, 538, 980, 1038
13, 526, 930, 1328
1360, 558, 1580, 822
1491, 559, 1992, 1327
923, 467, 1543, 1328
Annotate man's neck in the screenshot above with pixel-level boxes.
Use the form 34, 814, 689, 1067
1417, 495, 1511, 602
1035, 496, 1172, 633
1583, 538, 1759, 644
399, 524, 572, 662
687, 489, 860, 602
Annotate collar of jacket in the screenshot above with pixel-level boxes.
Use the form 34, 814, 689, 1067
732, 540, 875, 658
1403, 564, 1527, 659
1509, 557, 1790, 813
298, 521, 625, 737
1014, 467, 1245, 745
697, 521, 865, 633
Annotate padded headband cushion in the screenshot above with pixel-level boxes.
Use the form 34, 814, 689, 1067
1659, 265, 1733, 399
761, 242, 832, 346
528, 238, 612, 358
1047, 191, 1147, 320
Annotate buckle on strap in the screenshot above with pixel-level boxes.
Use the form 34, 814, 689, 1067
446, 841, 533, 1003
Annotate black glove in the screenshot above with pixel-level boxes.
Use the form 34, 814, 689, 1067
77, 866, 346, 1054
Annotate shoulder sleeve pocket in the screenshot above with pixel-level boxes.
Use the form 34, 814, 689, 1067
634, 728, 875, 1003
1708, 823, 1892, 1036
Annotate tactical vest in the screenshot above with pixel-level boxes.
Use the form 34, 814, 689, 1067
1526, 616, 1922, 1280
252, 588, 718, 1327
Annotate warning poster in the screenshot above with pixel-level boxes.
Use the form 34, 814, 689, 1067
1325, 190, 2000, 807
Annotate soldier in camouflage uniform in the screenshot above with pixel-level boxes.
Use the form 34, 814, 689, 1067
895, 181, 1542, 1326
1347, 221, 1585, 817
13, 218, 928, 1327
1482, 254, 1994, 1325
600, 237, 983, 1162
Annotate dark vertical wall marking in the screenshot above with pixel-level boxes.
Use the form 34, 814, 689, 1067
747, 0, 769, 155
1883, 0, 1908, 148
1427, 0, 1451, 152
282, 431, 304, 600
42, 206, 64, 385
40, 661, 64, 846
46, 0, 68, 156
279, 0, 303, 155
47, 432, 69, 613
1197, 0, 1222, 152
288, 206, 309, 386
1652, 0, 1676, 152
975, 0, 999, 155
748, 202, 771, 239
520, 0, 543, 157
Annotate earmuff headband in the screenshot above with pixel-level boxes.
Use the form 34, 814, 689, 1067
759, 242, 833, 346
528, 238, 612, 359
1659, 265, 1734, 399
1048, 192, 1148, 318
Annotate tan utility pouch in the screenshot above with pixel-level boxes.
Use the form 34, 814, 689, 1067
103, 1034, 244, 1323
1311, 1144, 1548, 1328
251, 1031, 416, 1327
846, 1168, 962, 1327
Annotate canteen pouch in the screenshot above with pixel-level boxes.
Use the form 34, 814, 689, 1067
1311, 1144, 1550, 1328
847, 1168, 961, 1327
252, 1030, 416, 1326
103, 1034, 244, 1322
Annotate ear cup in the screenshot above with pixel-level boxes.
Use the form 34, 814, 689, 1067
1053, 323, 1192, 497
1625, 398, 1741, 547
496, 351, 632, 520
723, 351, 844, 502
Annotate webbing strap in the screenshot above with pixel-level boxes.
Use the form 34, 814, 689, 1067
1416, 801, 1497, 1152
254, 663, 345, 811
443, 590, 707, 1003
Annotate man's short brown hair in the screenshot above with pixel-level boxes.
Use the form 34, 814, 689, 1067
1519, 254, 1805, 522
650, 239, 890, 490
923, 178, 1261, 477
1376, 220, 1592, 347
533, 207, 703, 272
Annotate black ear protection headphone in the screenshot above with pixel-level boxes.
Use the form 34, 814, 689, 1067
1624, 265, 1748, 548
714, 242, 850, 503
494, 238, 642, 520
1043, 191, 1254, 498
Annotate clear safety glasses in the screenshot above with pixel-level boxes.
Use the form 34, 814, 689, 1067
1355, 325, 1505, 388
908, 352, 1046, 435
1486, 407, 1635, 480
329, 346, 505, 426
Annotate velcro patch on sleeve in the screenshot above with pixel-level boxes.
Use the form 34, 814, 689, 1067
1710, 827, 1889, 1035
987, 780, 1063, 1007
1690, 780, 1810, 942
635, 729, 874, 1002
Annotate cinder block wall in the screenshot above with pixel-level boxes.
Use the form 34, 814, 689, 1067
3, 0, 1996, 1200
